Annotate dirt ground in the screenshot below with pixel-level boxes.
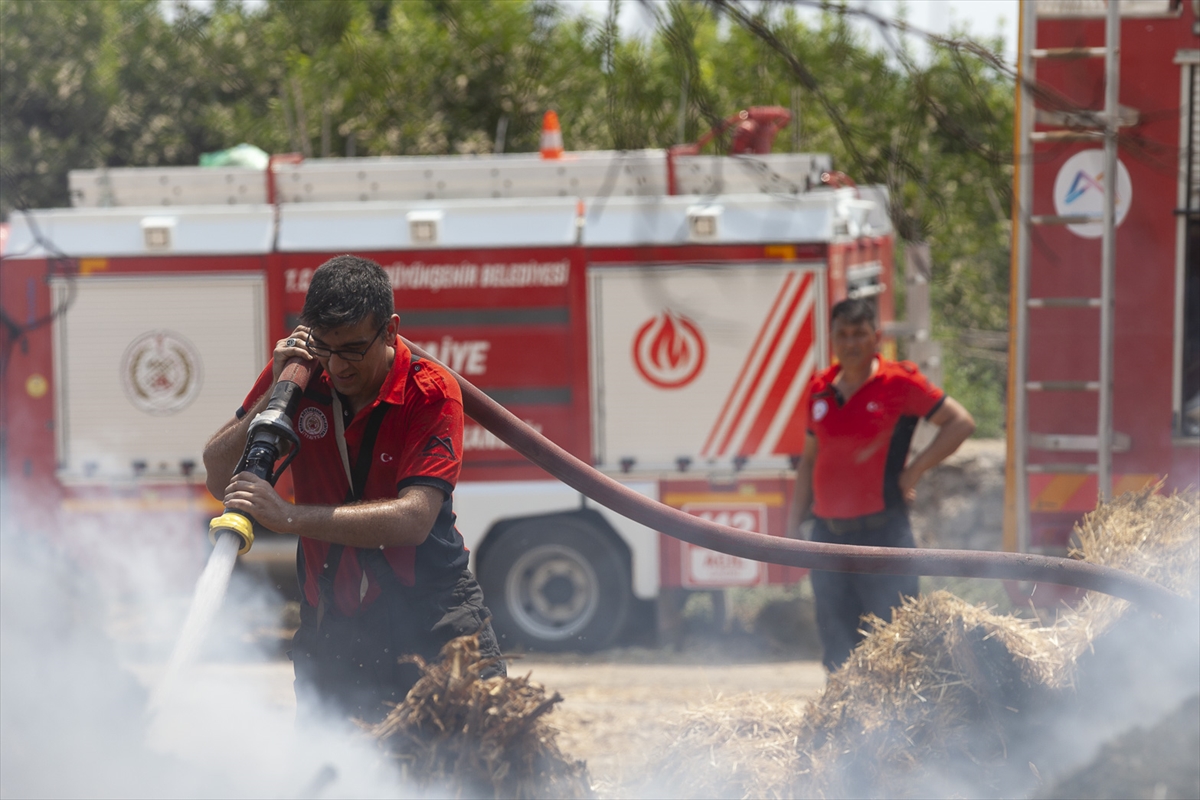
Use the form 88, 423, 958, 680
514, 650, 827, 794
129, 644, 826, 795
117, 586, 1198, 800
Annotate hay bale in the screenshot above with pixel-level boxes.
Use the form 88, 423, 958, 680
649, 487, 1199, 799
369, 633, 593, 799
1061, 483, 1200, 643
794, 591, 1058, 797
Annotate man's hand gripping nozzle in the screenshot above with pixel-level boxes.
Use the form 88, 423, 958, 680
209, 358, 320, 554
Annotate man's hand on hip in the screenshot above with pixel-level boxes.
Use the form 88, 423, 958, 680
788, 519, 815, 540
898, 466, 920, 503
900, 397, 975, 504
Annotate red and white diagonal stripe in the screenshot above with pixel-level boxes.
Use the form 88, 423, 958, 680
700, 271, 818, 459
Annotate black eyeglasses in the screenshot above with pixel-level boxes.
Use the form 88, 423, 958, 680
306, 325, 386, 362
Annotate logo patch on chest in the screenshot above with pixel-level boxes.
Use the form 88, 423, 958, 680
812, 398, 829, 422
866, 401, 882, 414
298, 407, 329, 439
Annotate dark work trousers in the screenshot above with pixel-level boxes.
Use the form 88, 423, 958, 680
290, 567, 505, 726
809, 512, 920, 672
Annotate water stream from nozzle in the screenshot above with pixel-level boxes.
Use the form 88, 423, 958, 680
148, 531, 242, 716
149, 357, 316, 721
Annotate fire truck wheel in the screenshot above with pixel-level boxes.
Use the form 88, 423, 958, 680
479, 514, 632, 652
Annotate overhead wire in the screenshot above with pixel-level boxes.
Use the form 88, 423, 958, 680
0, 209, 78, 528
0, 210, 79, 379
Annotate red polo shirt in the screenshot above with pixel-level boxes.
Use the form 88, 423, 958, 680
800, 355, 944, 519
238, 341, 467, 615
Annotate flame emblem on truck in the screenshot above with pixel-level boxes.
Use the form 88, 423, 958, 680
120, 330, 203, 415
632, 310, 706, 389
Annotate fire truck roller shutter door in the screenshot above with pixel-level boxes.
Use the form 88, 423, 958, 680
477, 510, 632, 652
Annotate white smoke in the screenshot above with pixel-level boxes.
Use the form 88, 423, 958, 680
4, 468, 1195, 800
0, 492, 413, 799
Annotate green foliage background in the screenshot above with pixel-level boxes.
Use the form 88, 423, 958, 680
0, 0, 1014, 435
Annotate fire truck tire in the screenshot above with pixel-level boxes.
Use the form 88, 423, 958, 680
478, 514, 632, 652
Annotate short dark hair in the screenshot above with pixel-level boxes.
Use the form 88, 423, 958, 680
830, 297, 877, 330
300, 255, 394, 331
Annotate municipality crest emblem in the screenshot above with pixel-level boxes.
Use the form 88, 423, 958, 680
120, 330, 202, 416
299, 407, 329, 439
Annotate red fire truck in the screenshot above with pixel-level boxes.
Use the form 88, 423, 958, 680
0, 140, 895, 649
1006, 0, 1200, 571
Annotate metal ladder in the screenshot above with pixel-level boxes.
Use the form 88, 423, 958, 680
1010, 0, 1124, 554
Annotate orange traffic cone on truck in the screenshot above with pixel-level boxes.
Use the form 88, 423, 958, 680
540, 111, 563, 159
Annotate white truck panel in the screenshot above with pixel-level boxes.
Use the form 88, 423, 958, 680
69, 166, 267, 207
272, 151, 668, 203
589, 262, 828, 471
65, 152, 852, 210
580, 192, 850, 245
6, 207, 274, 257
50, 274, 267, 481
277, 198, 580, 250
453, 479, 661, 599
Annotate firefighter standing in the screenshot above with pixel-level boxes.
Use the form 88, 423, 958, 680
786, 298, 975, 672
203, 255, 504, 723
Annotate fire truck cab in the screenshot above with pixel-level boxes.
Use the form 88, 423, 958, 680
1, 146, 895, 649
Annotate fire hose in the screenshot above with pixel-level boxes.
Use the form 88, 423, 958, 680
402, 339, 1187, 618
208, 346, 1185, 617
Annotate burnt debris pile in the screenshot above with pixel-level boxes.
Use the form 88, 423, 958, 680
649, 486, 1199, 799
369, 633, 593, 799
1041, 694, 1200, 800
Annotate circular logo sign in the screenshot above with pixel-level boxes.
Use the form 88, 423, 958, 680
298, 407, 329, 440
632, 310, 706, 389
120, 330, 202, 416
1053, 149, 1132, 239
812, 398, 828, 422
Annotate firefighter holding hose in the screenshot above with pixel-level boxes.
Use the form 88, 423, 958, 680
787, 298, 975, 672
203, 255, 504, 724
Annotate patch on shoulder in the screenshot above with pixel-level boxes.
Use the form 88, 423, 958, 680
422, 434, 457, 460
